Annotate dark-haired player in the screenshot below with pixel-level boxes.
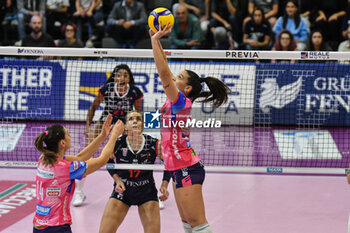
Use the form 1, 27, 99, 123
33, 115, 124, 233
73, 64, 143, 206
150, 24, 231, 233
99, 111, 170, 233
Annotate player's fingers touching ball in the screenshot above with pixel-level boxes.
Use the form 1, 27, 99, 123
148, 7, 174, 33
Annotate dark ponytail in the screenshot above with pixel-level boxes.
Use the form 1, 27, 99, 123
34, 125, 65, 166
186, 70, 230, 108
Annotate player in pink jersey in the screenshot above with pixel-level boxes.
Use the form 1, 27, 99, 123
150, 25, 230, 233
33, 114, 124, 233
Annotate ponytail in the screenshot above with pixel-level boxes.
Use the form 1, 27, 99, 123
186, 70, 230, 108
34, 125, 65, 166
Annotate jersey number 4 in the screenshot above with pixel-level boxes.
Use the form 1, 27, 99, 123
128, 169, 141, 178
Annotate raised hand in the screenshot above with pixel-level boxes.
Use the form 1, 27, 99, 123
111, 120, 125, 139
100, 114, 113, 139
149, 23, 173, 40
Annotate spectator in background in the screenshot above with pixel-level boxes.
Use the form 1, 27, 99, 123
311, 0, 347, 45
22, 14, 55, 47
172, 0, 210, 36
209, 0, 242, 45
213, 26, 230, 49
243, 7, 271, 50
307, 29, 331, 51
0, 0, 12, 44
341, 3, 350, 39
73, 0, 103, 42
170, 4, 204, 49
297, 0, 318, 29
338, 26, 350, 51
57, 22, 84, 47
16, 0, 46, 41
273, 0, 309, 51
106, 0, 147, 48
46, 0, 70, 40
271, 29, 296, 63
243, 0, 278, 29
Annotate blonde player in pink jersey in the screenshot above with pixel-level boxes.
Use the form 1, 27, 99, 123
149, 26, 230, 232
33, 114, 124, 233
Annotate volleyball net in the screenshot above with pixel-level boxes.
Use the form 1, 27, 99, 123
0, 47, 349, 175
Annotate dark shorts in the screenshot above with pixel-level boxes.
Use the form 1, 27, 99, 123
170, 161, 205, 189
110, 180, 158, 206
33, 224, 72, 233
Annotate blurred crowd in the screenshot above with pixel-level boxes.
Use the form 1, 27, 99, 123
1, 0, 350, 52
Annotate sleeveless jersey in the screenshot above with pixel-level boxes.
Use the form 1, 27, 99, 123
99, 82, 143, 123
108, 134, 159, 186
160, 91, 200, 171
33, 157, 87, 229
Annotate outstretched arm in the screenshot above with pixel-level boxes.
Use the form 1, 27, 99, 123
150, 27, 179, 103
66, 114, 114, 162
76, 114, 113, 161
86, 94, 104, 139
85, 120, 125, 175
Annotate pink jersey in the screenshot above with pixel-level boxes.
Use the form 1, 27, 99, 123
160, 91, 200, 171
33, 157, 87, 229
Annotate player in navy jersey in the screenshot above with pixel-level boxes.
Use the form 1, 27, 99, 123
73, 64, 143, 206
86, 64, 143, 140
99, 111, 171, 233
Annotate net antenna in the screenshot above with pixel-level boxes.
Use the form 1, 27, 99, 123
0, 47, 349, 175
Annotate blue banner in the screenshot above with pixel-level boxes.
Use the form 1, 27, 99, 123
0, 59, 65, 119
254, 63, 350, 126
2, 59, 349, 127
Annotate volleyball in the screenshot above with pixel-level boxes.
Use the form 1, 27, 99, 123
148, 7, 174, 33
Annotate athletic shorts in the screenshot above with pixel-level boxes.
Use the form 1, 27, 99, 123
33, 224, 72, 233
170, 161, 205, 189
110, 181, 158, 206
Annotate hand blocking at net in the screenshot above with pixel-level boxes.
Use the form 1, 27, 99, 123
150, 18, 230, 233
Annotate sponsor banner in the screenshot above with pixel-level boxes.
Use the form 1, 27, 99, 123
0, 181, 36, 231
0, 124, 25, 152
273, 130, 342, 159
0, 60, 66, 119
73, 61, 256, 125
255, 63, 350, 126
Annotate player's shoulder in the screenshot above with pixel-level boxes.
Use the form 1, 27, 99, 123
129, 84, 142, 92
100, 81, 114, 91
117, 135, 127, 143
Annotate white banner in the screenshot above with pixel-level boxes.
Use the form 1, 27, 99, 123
64, 61, 256, 125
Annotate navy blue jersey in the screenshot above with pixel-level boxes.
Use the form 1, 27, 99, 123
244, 20, 271, 43
109, 134, 159, 183
99, 83, 143, 123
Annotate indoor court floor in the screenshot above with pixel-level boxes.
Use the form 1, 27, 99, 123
0, 168, 349, 233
